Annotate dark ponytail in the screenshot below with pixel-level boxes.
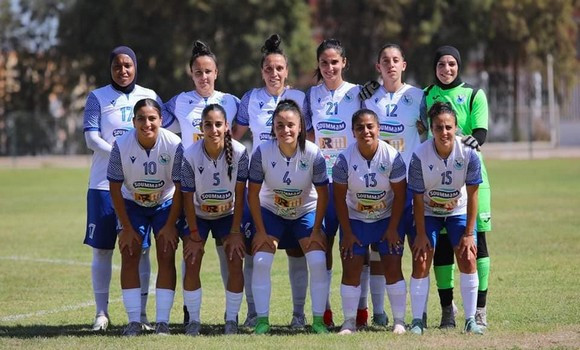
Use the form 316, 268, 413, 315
224, 129, 234, 181
189, 40, 218, 71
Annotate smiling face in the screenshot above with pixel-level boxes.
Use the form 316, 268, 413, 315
133, 105, 162, 148
436, 55, 459, 85
318, 48, 346, 88
261, 53, 288, 95
431, 112, 457, 151
353, 113, 379, 149
274, 109, 301, 149
191, 55, 218, 97
110, 54, 135, 88
202, 109, 227, 149
376, 47, 406, 85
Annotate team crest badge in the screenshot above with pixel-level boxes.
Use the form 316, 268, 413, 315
159, 153, 170, 165
456, 94, 466, 104
402, 94, 413, 106
454, 158, 464, 170
378, 162, 389, 174
299, 159, 309, 170
345, 93, 353, 102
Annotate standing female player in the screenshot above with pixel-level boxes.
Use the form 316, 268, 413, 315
303, 39, 365, 327
180, 104, 249, 336
407, 101, 483, 335
248, 99, 329, 334
107, 98, 183, 336
232, 34, 309, 329
362, 44, 427, 331
83, 46, 160, 331
423, 46, 491, 329
163, 40, 240, 323
332, 109, 407, 335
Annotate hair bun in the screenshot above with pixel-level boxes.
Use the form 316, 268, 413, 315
192, 40, 211, 56
262, 34, 282, 54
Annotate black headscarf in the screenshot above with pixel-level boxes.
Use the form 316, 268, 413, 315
433, 45, 462, 89
109, 46, 137, 93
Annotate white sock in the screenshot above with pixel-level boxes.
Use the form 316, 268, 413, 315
358, 265, 370, 309
244, 253, 256, 315
91, 248, 113, 316
139, 248, 151, 320
460, 272, 479, 319
341, 284, 361, 320
252, 252, 274, 317
183, 288, 202, 323
305, 251, 327, 316
155, 288, 175, 323
288, 255, 308, 315
122, 288, 141, 323
326, 269, 333, 310
216, 244, 229, 289
370, 275, 386, 315
410, 277, 429, 320
386, 279, 407, 323
225, 290, 243, 322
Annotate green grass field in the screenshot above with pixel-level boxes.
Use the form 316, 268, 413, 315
1, 158, 579, 349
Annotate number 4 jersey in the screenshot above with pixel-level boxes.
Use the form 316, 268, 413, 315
107, 128, 183, 207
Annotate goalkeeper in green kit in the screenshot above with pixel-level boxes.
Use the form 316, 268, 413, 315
423, 45, 491, 329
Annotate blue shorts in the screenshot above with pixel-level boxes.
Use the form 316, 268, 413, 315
84, 189, 119, 250
341, 218, 404, 256
323, 183, 339, 237
260, 208, 317, 245
408, 214, 477, 248
120, 199, 178, 249
194, 215, 234, 241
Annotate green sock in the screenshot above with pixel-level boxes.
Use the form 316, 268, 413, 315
477, 257, 490, 291
434, 264, 455, 289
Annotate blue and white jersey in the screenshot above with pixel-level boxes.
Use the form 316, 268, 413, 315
162, 90, 240, 150
332, 140, 406, 222
83, 84, 161, 190
304, 82, 361, 180
408, 136, 482, 217
181, 139, 249, 220
363, 83, 426, 166
249, 140, 328, 219
107, 128, 183, 208
235, 87, 306, 153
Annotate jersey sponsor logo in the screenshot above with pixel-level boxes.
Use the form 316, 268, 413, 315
130, 156, 136, 164
200, 190, 233, 201
356, 191, 386, 201
159, 153, 171, 165
379, 121, 404, 134
454, 158, 465, 170
402, 94, 413, 106
273, 188, 302, 197
192, 118, 202, 128
428, 189, 460, 201
113, 128, 130, 137
133, 179, 165, 189
260, 133, 272, 141
456, 94, 467, 104
319, 136, 347, 150
298, 159, 309, 171
316, 120, 347, 133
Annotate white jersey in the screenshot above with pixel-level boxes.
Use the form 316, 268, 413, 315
107, 128, 183, 207
363, 83, 426, 166
408, 136, 482, 217
249, 140, 328, 219
83, 84, 161, 190
332, 140, 406, 222
181, 139, 249, 220
162, 90, 240, 150
304, 82, 361, 180
235, 87, 306, 153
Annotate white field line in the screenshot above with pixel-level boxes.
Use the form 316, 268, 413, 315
0, 255, 157, 323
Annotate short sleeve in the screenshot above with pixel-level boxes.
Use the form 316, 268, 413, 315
332, 153, 348, 184
237, 149, 249, 182
234, 90, 251, 126
83, 92, 101, 132
181, 156, 196, 192
106, 142, 124, 182
389, 153, 407, 182
248, 146, 264, 183
312, 150, 329, 186
465, 150, 483, 186
172, 144, 184, 183
407, 153, 425, 193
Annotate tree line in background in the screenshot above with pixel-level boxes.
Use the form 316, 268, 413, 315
0, 0, 578, 155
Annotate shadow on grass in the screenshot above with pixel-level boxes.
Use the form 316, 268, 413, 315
0, 322, 392, 338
